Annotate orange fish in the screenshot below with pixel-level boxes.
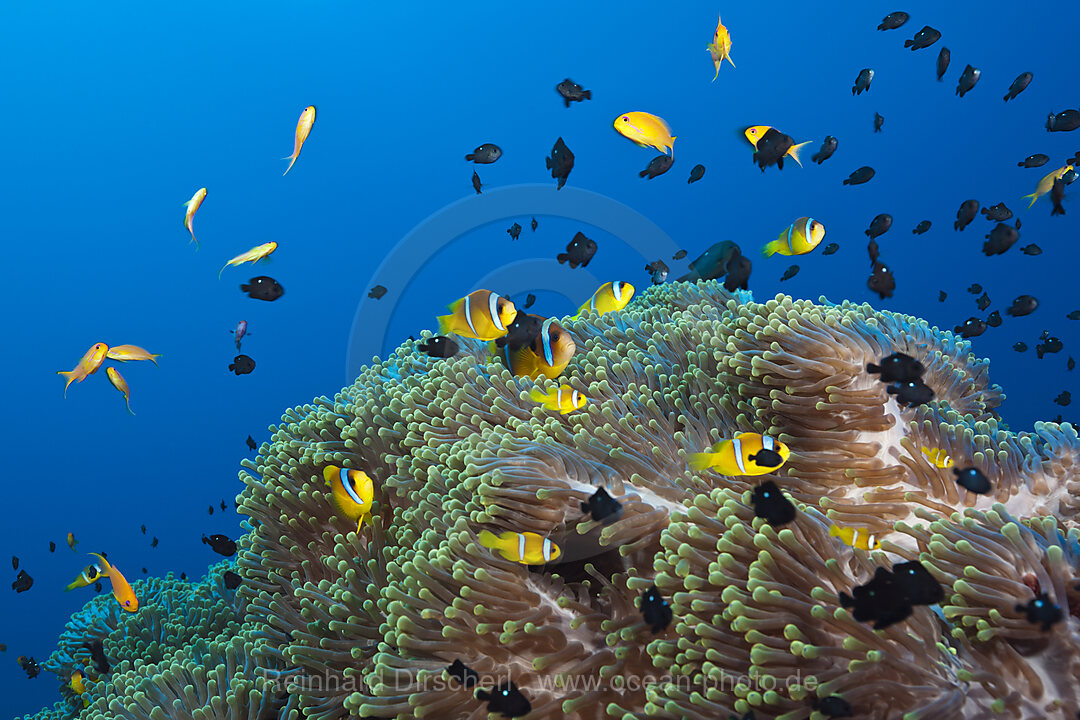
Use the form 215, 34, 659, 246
89, 553, 138, 612
707, 15, 735, 79
182, 188, 207, 249
57, 342, 109, 398
106, 367, 134, 415
283, 105, 316, 175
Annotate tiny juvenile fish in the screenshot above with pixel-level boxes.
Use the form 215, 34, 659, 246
639, 585, 673, 633
639, 155, 674, 179
822, 243, 839, 255
471, 170, 482, 194
581, 487, 622, 523
780, 264, 799, 281
843, 166, 875, 185
873, 112, 884, 133
368, 285, 387, 299
687, 164, 705, 183
283, 105, 316, 176
953, 467, 991, 494
920, 447, 953, 468
229, 355, 255, 375
913, 220, 931, 234
829, 524, 881, 551
529, 384, 586, 414
506, 222, 521, 241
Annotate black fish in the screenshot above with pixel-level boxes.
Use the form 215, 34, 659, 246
446, 659, 479, 689
986, 310, 1002, 328
865, 213, 892, 239
181, 572, 187, 580
556, 78, 591, 107
203, 534, 237, 556
471, 170, 482, 194
640, 155, 674, 179
981, 202, 1013, 222
1015, 593, 1063, 630
751, 127, 796, 171
954, 199, 979, 230
873, 112, 885, 133
1051, 178, 1066, 216
877, 11, 909, 30
839, 566, 913, 629
913, 220, 931, 235
476, 681, 531, 718
246, 435, 257, 452
867, 352, 924, 383
494, 313, 542, 351
1003, 72, 1033, 102
240, 276, 284, 301
672, 249, 687, 260
1007, 295, 1038, 317
465, 144, 502, 164
867, 239, 879, 266
814, 695, 854, 718
780, 264, 799, 281
1018, 154, 1049, 168
556, 231, 596, 269
1036, 333, 1063, 359
867, 261, 894, 299
905, 25, 941, 50
639, 585, 673, 633
1070, 311, 1080, 320
1046, 110, 1080, 133
887, 379, 934, 407
975, 292, 990, 311
1070, 356, 1076, 371
83, 639, 110, 674
645, 259, 669, 285
142, 567, 147, 573
11, 556, 16, 571
418, 335, 460, 359
891, 561, 944, 606
724, 252, 752, 292
523, 293, 536, 309
507, 222, 521, 241
822, 243, 839, 256
687, 164, 705, 183
853, 68, 873, 95
983, 222, 1020, 256
967, 284, 982, 294
581, 487, 623, 524
750, 480, 796, 526
151, 537, 159, 548
955, 317, 987, 338
208, 504, 214, 515
223, 571, 242, 590
12, 570, 32, 593
1021, 244, 1042, 256
956, 64, 980, 97
811, 136, 837, 164
678, 241, 741, 282
367, 285, 387, 300
530, 218, 538, 232
546, 137, 575, 190
936, 47, 950, 81
229, 354, 255, 375
1014, 342, 1027, 352
953, 467, 991, 494
48, 542, 55, 553
939, 291, 947, 302
1055, 390, 1071, 406
18, 655, 41, 678
843, 166, 875, 185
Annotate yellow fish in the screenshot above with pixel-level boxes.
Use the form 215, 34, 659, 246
65, 558, 110, 591
106, 344, 161, 366
920, 447, 953, 468
574, 281, 635, 318
89, 553, 138, 612
322, 465, 374, 532
829, 524, 882, 551
58, 342, 109, 397
529, 384, 587, 414
1022, 164, 1073, 208
762, 217, 826, 257
70, 671, 86, 694
613, 112, 676, 156
478, 530, 561, 564
182, 187, 207, 249
67, 532, 78, 551
106, 367, 134, 415
707, 15, 735, 79
744, 125, 811, 168
499, 317, 575, 379
283, 105, 317, 176
688, 433, 790, 475
437, 290, 517, 341
218, 242, 277, 279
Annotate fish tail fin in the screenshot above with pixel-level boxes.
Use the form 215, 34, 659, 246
687, 452, 714, 471
436, 313, 456, 336
726, 52, 735, 68
217, 264, 229, 279
125, 399, 135, 415
58, 370, 79, 398
556, 253, 569, 264
64, 581, 79, 592
1022, 192, 1037, 208
528, 387, 548, 405
582, 90, 591, 100
282, 154, 298, 176
669, 137, 676, 158
788, 141, 812, 168
761, 240, 781, 258
464, 153, 475, 161
478, 530, 502, 551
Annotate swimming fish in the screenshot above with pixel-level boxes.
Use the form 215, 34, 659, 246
283, 105, 316, 176
471, 170, 482, 194
814, 696, 854, 718
744, 126, 810, 170
475, 681, 531, 718
446, 659, 479, 689
438, 290, 516, 341
506, 222, 521, 241
687, 164, 705, 183
323, 465, 374, 533
852, 68, 873, 95
724, 252, 752, 292
904, 25, 941, 50
873, 112, 885, 133
58, 342, 109, 397
182, 187, 207, 249
65, 558, 109, 591
762, 217, 825, 257
678, 240, 741, 282
981, 202, 1013, 222
1015, 593, 1063, 630
581, 487, 622, 523
639, 155, 674, 179
645, 259, 669, 284
478, 530, 560, 564
546, 137, 575, 189
556, 78, 591, 107
639, 585, 673, 633
105, 367, 134, 414
843, 166, 875, 185
241, 276, 284, 301
418, 335, 459, 359
867, 353, 924, 383
1007, 295, 1038, 317
887, 379, 934, 407
70, 670, 86, 695
218, 242, 277, 279
246, 435, 257, 452
229, 354, 255, 375
751, 480, 796, 526
465, 143, 502, 164
920, 447, 953, 468
780, 265, 799, 281
1046, 110, 1080, 133
707, 15, 735, 79
1023, 165, 1074, 207
955, 199, 979, 230
829, 524, 881, 551
574, 281, 635, 318
976, 293, 991, 311
867, 239, 880, 267
955, 317, 987, 338
839, 567, 912, 629
530, 218, 538, 232
11, 556, 16, 571
1051, 178, 1066, 216
503, 317, 575, 379
493, 313, 542, 351
1003, 72, 1033, 101
528, 384, 586, 414
557, 231, 597, 268
49, 542, 56, 552
89, 553, 138, 611
936, 47, 950, 81
1018, 154, 1049, 168
983, 222, 1020, 256
232, 321, 248, 351
223, 571, 242, 590
913, 220, 931, 235
865, 214, 892, 240
1036, 332, 1064, 359
67, 533, 78, 551
877, 11, 909, 30
811, 136, 837, 164
1055, 390, 1071, 406
12, 570, 32, 593
1013, 342, 1028, 352
956, 64, 980, 97
822, 243, 839, 255
614, 112, 675, 155
202, 534, 237, 556
105, 344, 160, 365
867, 261, 895, 299
368, 285, 387, 299
689, 433, 790, 475
18, 656, 41, 678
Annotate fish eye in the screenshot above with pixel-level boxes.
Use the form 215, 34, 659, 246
622, 116, 628, 121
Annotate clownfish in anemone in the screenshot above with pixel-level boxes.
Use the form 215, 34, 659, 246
529, 384, 587, 414
574, 281, 635, 319
499, 317, 575, 379
762, 217, 826, 257
920, 447, 954, 468
688, 433, 790, 475
478, 530, 561, 565
437, 289, 517, 341
65, 558, 110, 591
323, 465, 374, 533
829, 524, 882, 551
88, 553, 138, 612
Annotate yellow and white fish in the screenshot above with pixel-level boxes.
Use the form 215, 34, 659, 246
218, 242, 278, 279
106, 367, 134, 415
763, 217, 826, 257
707, 15, 735, 79
613, 112, 676, 156
574, 281, 635, 318
920, 447, 953, 469
182, 188, 207, 249
529, 384, 587, 414
437, 290, 517, 341
500, 317, 575, 379
58, 342, 109, 397
1022, 164, 1073, 208
322, 465, 374, 533
106, 344, 161, 366
829, 524, 882, 551
688, 433, 790, 475
283, 105, 317, 176
478, 530, 561, 564
64, 558, 110, 591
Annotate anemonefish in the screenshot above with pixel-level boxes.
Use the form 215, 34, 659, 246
529, 385, 587, 414
105, 344, 161, 366
106, 367, 134, 415
58, 342, 109, 397
707, 15, 735, 79
1022, 164, 1074, 208
829, 524, 882, 551
218, 242, 278, 279
283, 105, 316, 176
744, 126, 811, 168
182, 187, 207, 249
574, 281, 635, 319
89, 553, 138, 612
438, 290, 517, 341
613, 112, 676, 156
322, 465, 374, 532
65, 558, 110, 591
478, 530, 561, 565
501, 317, 575, 379
920, 447, 953, 468
67, 532, 78, 551
762, 217, 826, 257
688, 433, 790, 475
70, 671, 86, 694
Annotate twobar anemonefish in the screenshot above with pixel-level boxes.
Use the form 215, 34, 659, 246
501, 317, 575, 379
529, 385, 587, 414
920, 447, 953, 469
707, 15, 735, 79
322, 465, 374, 533
574, 281, 635, 319
829, 524, 882, 551
58, 342, 109, 398
65, 558, 110, 591
478, 530, 561, 565
88, 553, 139, 612
1022, 164, 1074, 208
762, 217, 826, 257
67, 532, 78, 551
106, 344, 161, 366
438, 290, 518, 341
613, 112, 676, 156
182, 188, 207, 249
283, 105, 316, 176
218, 242, 278, 279
106, 367, 134, 415
744, 126, 811, 168
688, 433, 790, 475
70, 671, 86, 693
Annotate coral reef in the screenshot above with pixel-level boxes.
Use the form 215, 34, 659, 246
20, 281, 1080, 720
